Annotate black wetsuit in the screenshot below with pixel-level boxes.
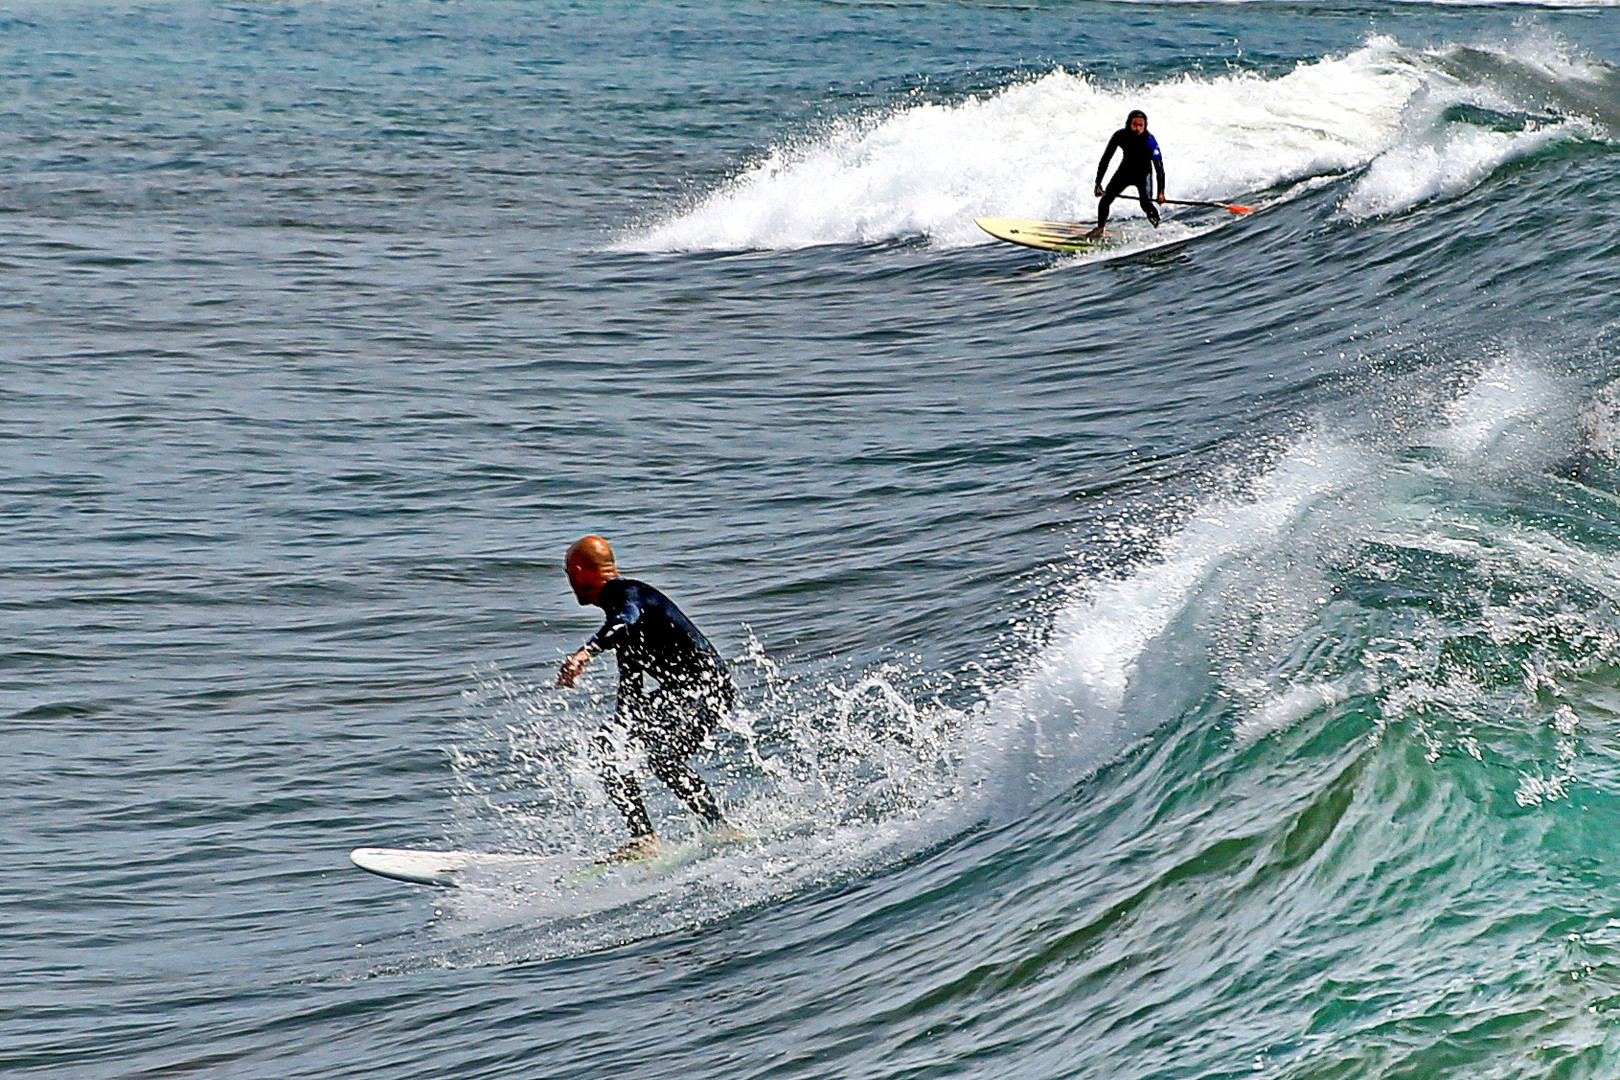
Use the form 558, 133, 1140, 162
1095, 128, 1165, 229
582, 578, 734, 838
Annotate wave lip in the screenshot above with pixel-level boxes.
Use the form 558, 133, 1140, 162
1341, 36, 1617, 218
1340, 117, 1581, 218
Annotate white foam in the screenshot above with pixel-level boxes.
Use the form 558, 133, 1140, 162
1438, 360, 1553, 457
1342, 118, 1582, 218
1466, 28, 1619, 83
964, 439, 1370, 812
1429, 356, 1580, 479
1234, 679, 1354, 741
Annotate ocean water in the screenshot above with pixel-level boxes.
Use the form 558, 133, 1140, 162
7, 0, 1620, 1076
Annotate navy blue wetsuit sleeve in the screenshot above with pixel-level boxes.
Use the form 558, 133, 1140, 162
585, 590, 643, 655
578, 578, 726, 690
1149, 134, 1164, 193
1095, 131, 1123, 187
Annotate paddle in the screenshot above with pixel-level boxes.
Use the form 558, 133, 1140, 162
1161, 197, 1254, 214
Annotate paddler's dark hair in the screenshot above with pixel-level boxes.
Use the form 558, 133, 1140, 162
1127, 109, 1148, 125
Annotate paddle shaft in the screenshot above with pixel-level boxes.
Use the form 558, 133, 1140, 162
1161, 197, 1253, 214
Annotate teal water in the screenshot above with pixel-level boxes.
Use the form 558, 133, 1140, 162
6, 1, 1620, 1077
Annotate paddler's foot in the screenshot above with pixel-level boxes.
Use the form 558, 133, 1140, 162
597, 834, 660, 864
1085, 227, 1105, 239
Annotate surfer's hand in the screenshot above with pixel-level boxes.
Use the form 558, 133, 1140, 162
1094, 184, 1103, 197
1157, 193, 1165, 203
557, 649, 591, 688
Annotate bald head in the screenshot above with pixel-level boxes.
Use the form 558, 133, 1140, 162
565, 535, 620, 606
567, 535, 615, 571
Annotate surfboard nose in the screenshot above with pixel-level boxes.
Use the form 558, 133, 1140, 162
350, 847, 466, 887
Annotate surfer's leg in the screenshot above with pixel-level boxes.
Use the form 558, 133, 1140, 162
591, 719, 656, 839
643, 682, 730, 826
603, 767, 657, 838
647, 748, 724, 826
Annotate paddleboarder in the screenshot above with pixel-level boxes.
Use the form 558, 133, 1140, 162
556, 535, 737, 862
1088, 109, 1165, 238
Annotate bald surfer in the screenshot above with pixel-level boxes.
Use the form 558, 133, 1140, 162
555, 536, 737, 862
1087, 109, 1165, 238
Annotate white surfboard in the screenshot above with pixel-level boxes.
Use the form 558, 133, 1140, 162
349, 846, 593, 887
348, 841, 725, 888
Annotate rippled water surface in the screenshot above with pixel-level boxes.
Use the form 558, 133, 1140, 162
7, 1, 1620, 1077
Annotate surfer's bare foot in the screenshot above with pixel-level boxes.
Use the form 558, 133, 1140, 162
1085, 227, 1104, 239
598, 834, 660, 864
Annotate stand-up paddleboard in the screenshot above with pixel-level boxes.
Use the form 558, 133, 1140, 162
975, 217, 1114, 253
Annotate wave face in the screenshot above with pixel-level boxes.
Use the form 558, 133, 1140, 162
625, 35, 1615, 250
8, 2, 1620, 1080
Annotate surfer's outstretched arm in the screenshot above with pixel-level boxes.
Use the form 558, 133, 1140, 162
584, 592, 643, 654
559, 592, 647, 685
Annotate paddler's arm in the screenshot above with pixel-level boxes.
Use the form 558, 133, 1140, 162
1151, 135, 1165, 201
1094, 131, 1122, 196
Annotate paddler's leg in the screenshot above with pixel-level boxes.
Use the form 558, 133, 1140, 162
1090, 174, 1132, 238
1135, 178, 1160, 226
1089, 191, 1115, 238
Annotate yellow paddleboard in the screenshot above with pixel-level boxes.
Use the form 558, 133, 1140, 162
975, 217, 1114, 253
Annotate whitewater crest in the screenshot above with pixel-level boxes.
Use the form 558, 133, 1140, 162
618, 35, 1615, 251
